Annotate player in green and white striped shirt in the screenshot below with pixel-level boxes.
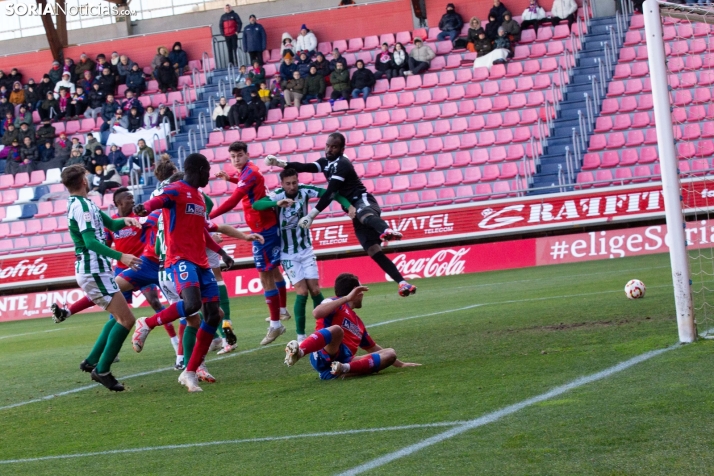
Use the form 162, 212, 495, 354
62, 164, 143, 392
253, 167, 354, 342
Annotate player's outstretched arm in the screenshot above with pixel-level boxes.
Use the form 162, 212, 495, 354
204, 228, 235, 268
312, 286, 369, 319
313, 187, 356, 218
134, 195, 170, 216
100, 211, 140, 231
252, 196, 283, 210
80, 230, 141, 270
215, 224, 265, 244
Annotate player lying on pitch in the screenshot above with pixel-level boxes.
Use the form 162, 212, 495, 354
284, 273, 420, 379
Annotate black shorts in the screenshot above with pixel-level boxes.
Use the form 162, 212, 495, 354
352, 193, 383, 250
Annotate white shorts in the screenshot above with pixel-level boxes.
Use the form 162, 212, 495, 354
281, 247, 319, 285
76, 272, 120, 310
206, 248, 222, 269
158, 267, 181, 304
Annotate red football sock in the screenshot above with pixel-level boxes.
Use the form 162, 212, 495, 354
177, 321, 186, 355
277, 283, 287, 308
266, 291, 280, 321
163, 322, 177, 338
299, 330, 329, 354
186, 327, 213, 372
347, 355, 379, 374
145, 302, 183, 328
69, 295, 93, 315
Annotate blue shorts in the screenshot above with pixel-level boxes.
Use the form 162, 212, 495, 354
168, 259, 219, 303
252, 225, 281, 272
114, 257, 161, 303
309, 343, 354, 381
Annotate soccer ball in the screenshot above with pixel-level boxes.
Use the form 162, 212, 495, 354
624, 279, 646, 299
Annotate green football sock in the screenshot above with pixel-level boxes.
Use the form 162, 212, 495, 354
95, 322, 130, 374
294, 294, 308, 335
183, 325, 198, 367
86, 319, 117, 365
217, 284, 230, 338
311, 292, 325, 309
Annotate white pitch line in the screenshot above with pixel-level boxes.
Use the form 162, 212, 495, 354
336, 345, 676, 476
0, 328, 67, 340
0, 421, 467, 465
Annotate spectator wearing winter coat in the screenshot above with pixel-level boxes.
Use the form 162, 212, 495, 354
95, 54, 111, 77
5, 138, 31, 175
283, 70, 305, 107
473, 30, 493, 57
38, 140, 55, 163
86, 83, 105, 119
437, 4, 464, 44
78, 70, 94, 93
18, 122, 36, 146
7, 68, 22, 86
350, 60, 375, 101
0, 71, 10, 91
126, 107, 143, 133
243, 15, 267, 66
152, 46, 170, 77
212, 96, 231, 130
65, 147, 86, 167
8, 81, 25, 106
389, 43, 408, 78
95, 164, 122, 194
373, 43, 393, 80
158, 104, 176, 132
303, 66, 326, 103
547, 0, 578, 30
521, 0, 546, 33
23, 80, 40, 110
13, 106, 32, 129
97, 67, 117, 96
125, 64, 146, 95
87, 147, 108, 178
268, 79, 285, 110
0, 97, 13, 121
0, 111, 13, 137
485, 14, 501, 40
295, 25, 318, 58
107, 145, 128, 171
281, 32, 296, 59
245, 90, 266, 130
169, 42, 189, 75
72, 86, 87, 118
311, 53, 331, 80
296, 52, 312, 78
329, 62, 350, 102
241, 78, 258, 103
494, 26, 513, 56
248, 61, 266, 86
100, 109, 127, 145
110, 52, 120, 70
62, 58, 76, 83
405, 37, 435, 76
489, 0, 509, 25
39, 92, 59, 121
48, 61, 63, 85
501, 11, 521, 42
1, 123, 18, 146
220, 5, 243, 67
258, 82, 272, 109
84, 133, 103, 157
116, 55, 135, 83
20, 136, 38, 166
36, 119, 56, 143
53, 72, 76, 97
121, 90, 144, 116
143, 106, 159, 129
329, 49, 348, 72
466, 17, 485, 52
36, 75, 54, 105
130, 140, 154, 182
54, 133, 71, 164
228, 96, 249, 128
101, 95, 118, 123
279, 55, 299, 85
157, 59, 178, 93
74, 54, 96, 80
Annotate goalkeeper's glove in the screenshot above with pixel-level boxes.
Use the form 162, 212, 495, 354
264, 155, 287, 168
298, 208, 320, 229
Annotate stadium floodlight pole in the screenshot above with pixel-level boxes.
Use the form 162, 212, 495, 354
644, 0, 696, 343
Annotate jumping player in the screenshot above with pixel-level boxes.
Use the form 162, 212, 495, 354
210, 141, 291, 346
265, 132, 418, 297
132, 153, 234, 392
252, 167, 354, 343
284, 273, 420, 379
61, 164, 142, 391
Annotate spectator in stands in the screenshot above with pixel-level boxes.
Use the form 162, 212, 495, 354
350, 60, 375, 101
87, 148, 108, 186
38, 139, 56, 168
546, 0, 578, 30
220, 4, 243, 67
297, 52, 313, 78
13, 105, 32, 129
296, 25, 318, 58
311, 53, 331, 81
4, 138, 25, 175
130, 138, 154, 183
228, 95, 249, 128
71, 86, 88, 118
86, 83, 105, 119
9, 81, 25, 108
152, 46, 170, 79
283, 70, 305, 107
234, 64, 249, 88
36, 118, 55, 143
95, 54, 110, 77
19, 136, 38, 169
127, 107, 143, 133
241, 77, 258, 102
125, 63, 146, 94
0, 85, 8, 100
437, 4, 464, 45
79, 70, 94, 92
100, 110, 127, 145
268, 79, 285, 111
373, 43, 393, 80
158, 104, 176, 132
0, 71, 10, 91
489, 0, 509, 25
107, 144, 128, 171
404, 37, 435, 76
62, 58, 76, 83
37, 75, 53, 107
23, 79, 39, 111
169, 42, 189, 75
473, 30, 493, 57
56, 88, 72, 120
54, 72, 76, 97
96, 66, 117, 97
116, 55, 135, 84
212, 96, 231, 130
143, 105, 159, 129
0, 110, 12, 137
466, 17, 484, 52
65, 147, 86, 167
494, 26, 513, 57
85, 133, 102, 156
243, 15, 267, 66
248, 61, 266, 86
18, 121, 35, 145
110, 51, 120, 70
48, 61, 63, 85
95, 164, 122, 194
0, 94, 11, 123
329, 48, 348, 72
7, 68, 22, 85
279, 55, 299, 86
157, 59, 178, 93
500, 11, 521, 42
485, 14, 500, 40
258, 81, 271, 110
329, 62, 350, 103
121, 90, 143, 115
303, 66, 326, 103
1, 123, 18, 147
246, 90, 266, 130
521, 0, 546, 33
281, 33, 296, 59
39, 91, 59, 121
55, 132, 71, 165
71, 137, 82, 150
101, 94, 118, 123
74, 54, 96, 80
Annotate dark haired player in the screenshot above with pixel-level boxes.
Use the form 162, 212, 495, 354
284, 273, 420, 379
265, 133, 417, 297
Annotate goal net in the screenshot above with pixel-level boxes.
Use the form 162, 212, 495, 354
644, 0, 714, 340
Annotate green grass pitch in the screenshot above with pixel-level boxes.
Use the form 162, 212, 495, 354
2, 252, 714, 475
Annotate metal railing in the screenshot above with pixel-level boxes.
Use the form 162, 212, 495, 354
187, 128, 199, 154
563, 148, 575, 185
571, 128, 583, 169
177, 145, 187, 170
198, 111, 210, 144
603, 42, 614, 79
202, 52, 211, 76
583, 93, 594, 133
170, 99, 182, 132
212, 35, 251, 70
591, 74, 601, 107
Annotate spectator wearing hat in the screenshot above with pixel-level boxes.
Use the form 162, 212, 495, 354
373, 43, 393, 80
48, 61, 63, 85
152, 46, 170, 78
485, 14, 501, 40
281, 32, 296, 59
110, 51, 121, 70
243, 15, 267, 66
107, 144, 128, 171
303, 65, 326, 103
350, 59, 375, 101
54, 132, 72, 165
212, 96, 231, 130
494, 26, 513, 57
62, 57, 76, 83
157, 104, 176, 132
169, 42, 189, 75
74, 53, 96, 80
38, 139, 57, 168
437, 4, 464, 45
125, 63, 147, 95
157, 59, 178, 93
220, 4, 243, 67
116, 55, 135, 84
329, 48, 348, 72
143, 105, 159, 129
521, 0, 546, 33
405, 37, 435, 76
53, 72, 76, 97
267, 79, 285, 111
36, 118, 56, 143
473, 29, 493, 57
96, 66, 116, 96
39, 91, 59, 121
500, 10, 521, 42
295, 24, 318, 58
22, 78, 38, 110
329, 61, 350, 103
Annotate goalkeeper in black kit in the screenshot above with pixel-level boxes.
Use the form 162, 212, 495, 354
265, 132, 417, 297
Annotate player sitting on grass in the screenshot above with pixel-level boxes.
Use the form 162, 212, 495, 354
265, 132, 417, 297
61, 164, 143, 392
252, 167, 354, 343
284, 273, 420, 379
